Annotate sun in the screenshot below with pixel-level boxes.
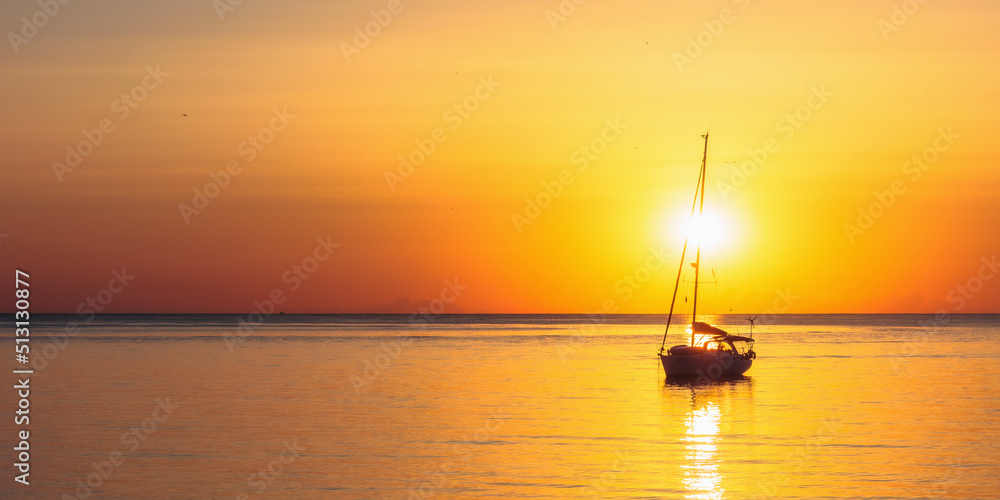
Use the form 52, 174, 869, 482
669, 209, 730, 251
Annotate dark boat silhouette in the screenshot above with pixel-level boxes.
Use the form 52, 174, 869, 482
657, 134, 757, 378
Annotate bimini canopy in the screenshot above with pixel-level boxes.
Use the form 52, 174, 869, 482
692, 321, 729, 337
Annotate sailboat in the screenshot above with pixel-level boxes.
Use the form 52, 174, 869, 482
658, 133, 757, 378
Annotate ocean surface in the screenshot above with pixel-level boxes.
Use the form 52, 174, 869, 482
2, 313, 999, 499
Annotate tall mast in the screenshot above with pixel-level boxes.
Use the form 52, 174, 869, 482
659, 133, 710, 352
690, 133, 709, 347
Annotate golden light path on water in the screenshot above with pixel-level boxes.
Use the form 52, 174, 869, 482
682, 402, 724, 499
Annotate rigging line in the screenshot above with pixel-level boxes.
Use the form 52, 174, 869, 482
704, 147, 728, 320
702, 146, 732, 324
659, 165, 701, 352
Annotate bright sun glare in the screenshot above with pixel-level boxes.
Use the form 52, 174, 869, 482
672, 210, 730, 251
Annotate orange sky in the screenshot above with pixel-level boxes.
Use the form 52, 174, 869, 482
1, 0, 999, 314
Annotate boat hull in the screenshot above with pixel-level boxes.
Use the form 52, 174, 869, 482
659, 352, 752, 378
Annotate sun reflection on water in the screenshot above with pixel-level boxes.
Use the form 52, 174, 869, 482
682, 402, 724, 499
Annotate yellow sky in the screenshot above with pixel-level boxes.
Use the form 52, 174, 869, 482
1, 0, 999, 313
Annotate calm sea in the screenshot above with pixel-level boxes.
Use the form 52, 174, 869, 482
2, 314, 998, 499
